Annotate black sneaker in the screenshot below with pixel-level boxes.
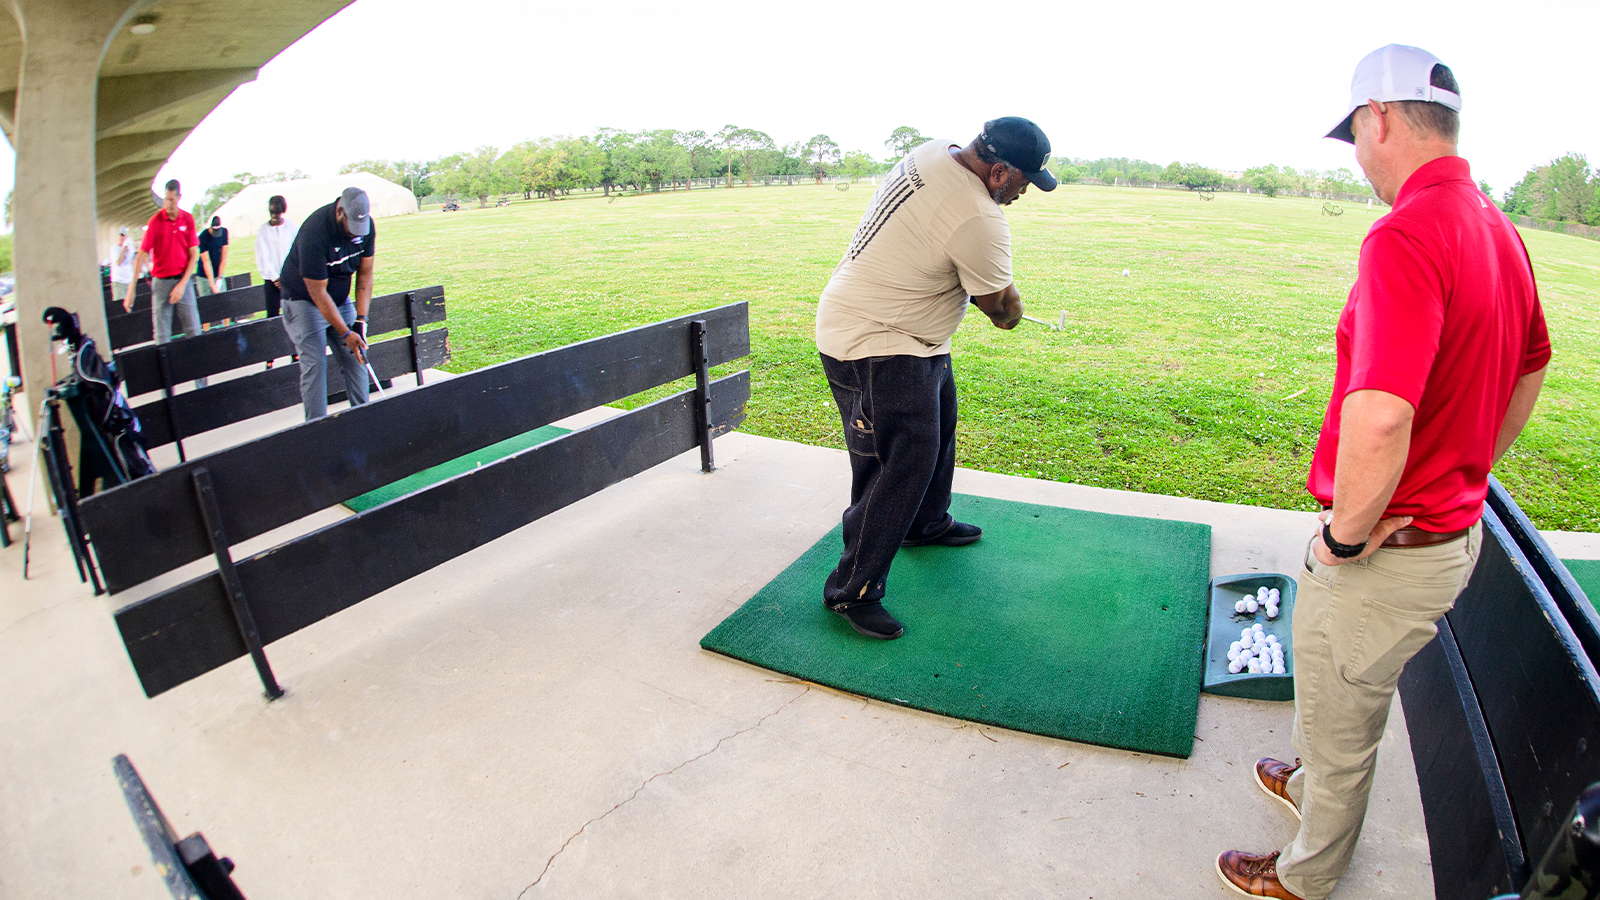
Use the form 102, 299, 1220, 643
829, 601, 904, 640
901, 521, 982, 547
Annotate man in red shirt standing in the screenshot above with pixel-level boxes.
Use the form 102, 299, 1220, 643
124, 180, 206, 382
1216, 45, 1550, 899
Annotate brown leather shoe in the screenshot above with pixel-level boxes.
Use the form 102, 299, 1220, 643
1255, 757, 1302, 820
1215, 850, 1307, 900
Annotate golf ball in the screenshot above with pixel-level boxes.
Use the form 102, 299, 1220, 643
1229, 660, 1244, 674
1245, 599, 1259, 613
1272, 662, 1286, 674
1235, 599, 1247, 614
1253, 623, 1264, 633
1122, 269, 1131, 277
1265, 634, 1279, 645
1247, 660, 1261, 674
1258, 587, 1270, 599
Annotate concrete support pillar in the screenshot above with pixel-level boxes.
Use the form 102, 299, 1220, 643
7, 0, 138, 393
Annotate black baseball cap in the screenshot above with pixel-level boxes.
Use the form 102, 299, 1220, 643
981, 117, 1058, 192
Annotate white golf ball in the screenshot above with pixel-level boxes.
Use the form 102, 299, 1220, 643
1268, 588, 1280, 601
1241, 627, 1253, 640
1257, 586, 1270, 599
1228, 660, 1244, 674
1253, 623, 1265, 632
1266, 634, 1279, 645
1272, 662, 1286, 674
1245, 599, 1259, 613
1247, 660, 1261, 674
1122, 269, 1131, 277
1235, 599, 1247, 614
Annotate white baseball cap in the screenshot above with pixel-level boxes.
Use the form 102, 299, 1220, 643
1327, 44, 1461, 144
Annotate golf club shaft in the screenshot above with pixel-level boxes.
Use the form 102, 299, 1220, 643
1021, 314, 1050, 326
365, 360, 386, 398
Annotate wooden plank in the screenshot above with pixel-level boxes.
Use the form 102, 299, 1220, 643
1446, 508, 1600, 869
132, 330, 448, 448
109, 284, 446, 353
116, 285, 448, 394
1399, 618, 1523, 898
81, 302, 748, 592
1485, 475, 1600, 668
114, 371, 749, 697
104, 273, 251, 318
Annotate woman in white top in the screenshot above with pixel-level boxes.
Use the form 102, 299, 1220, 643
256, 194, 299, 368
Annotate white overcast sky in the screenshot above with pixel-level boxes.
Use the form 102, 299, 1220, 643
6, 0, 1600, 214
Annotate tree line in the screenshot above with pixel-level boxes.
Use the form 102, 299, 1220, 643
1500, 153, 1600, 226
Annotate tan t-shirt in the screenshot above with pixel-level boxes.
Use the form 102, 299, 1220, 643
816, 140, 1013, 360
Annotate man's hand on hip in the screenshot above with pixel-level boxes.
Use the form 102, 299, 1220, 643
1311, 509, 1414, 566
168, 283, 185, 304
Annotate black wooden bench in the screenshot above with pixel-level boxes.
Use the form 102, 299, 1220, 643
105, 274, 255, 350
114, 285, 449, 460
1398, 475, 1600, 898
78, 302, 750, 699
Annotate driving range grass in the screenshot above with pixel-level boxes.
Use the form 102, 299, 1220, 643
228, 183, 1600, 531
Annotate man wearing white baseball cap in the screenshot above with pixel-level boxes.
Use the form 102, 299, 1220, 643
1215, 45, 1550, 899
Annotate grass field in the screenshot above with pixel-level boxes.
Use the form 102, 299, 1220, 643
224, 183, 1600, 531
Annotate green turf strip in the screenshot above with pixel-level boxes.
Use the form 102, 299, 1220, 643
701, 494, 1213, 758
1566, 559, 1600, 611
344, 425, 570, 513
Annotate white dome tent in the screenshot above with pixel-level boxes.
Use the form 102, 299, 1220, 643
211, 172, 418, 240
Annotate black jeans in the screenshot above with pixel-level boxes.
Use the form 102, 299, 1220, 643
820, 352, 958, 610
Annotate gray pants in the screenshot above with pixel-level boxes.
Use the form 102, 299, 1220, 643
281, 297, 369, 420
150, 277, 207, 389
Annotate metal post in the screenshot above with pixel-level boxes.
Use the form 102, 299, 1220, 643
155, 344, 186, 462
404, 290, 425, 386
689, 319, 713, 473
190, 466, 284, 700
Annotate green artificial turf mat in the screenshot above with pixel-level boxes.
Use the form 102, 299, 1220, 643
701, 493, 1213, 758
345, 425, 569, 512
1566, 559, 1600, 610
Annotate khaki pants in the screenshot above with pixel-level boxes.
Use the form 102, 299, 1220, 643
1277, 523, 1481, 899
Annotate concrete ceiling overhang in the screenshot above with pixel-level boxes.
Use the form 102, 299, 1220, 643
0, 0, 356, 225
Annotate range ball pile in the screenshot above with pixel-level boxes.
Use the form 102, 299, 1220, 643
1227, 625, 1285, 675
1233, 586, 1280, 619
1226, 587, 1287, 676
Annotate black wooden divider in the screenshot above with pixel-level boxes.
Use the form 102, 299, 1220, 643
79, 302, 751, 698
1485, 475, 1600, 666
113, 285, 448, 451
1399, 494, 1600, 899
104, 272, 252, 317
114, 754, 246, 899
108, 278, 261, 350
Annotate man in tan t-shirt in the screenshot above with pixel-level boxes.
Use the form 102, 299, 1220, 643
816, 116, 1056, 640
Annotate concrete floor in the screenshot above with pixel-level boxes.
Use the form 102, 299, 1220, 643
6, 372, 1566, 898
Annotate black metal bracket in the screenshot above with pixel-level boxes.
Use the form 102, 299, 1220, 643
690, 319, 713, 473
190, 466, 283, 700
404, 290, 425, 386
155, 344, 187, 462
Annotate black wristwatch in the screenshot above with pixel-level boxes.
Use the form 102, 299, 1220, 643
1322, 522, 1368, 558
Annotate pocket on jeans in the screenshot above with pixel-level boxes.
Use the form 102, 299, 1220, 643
1334, 594, 1455, 686
844, 410, 876, 457
1302, 536, 1337, 588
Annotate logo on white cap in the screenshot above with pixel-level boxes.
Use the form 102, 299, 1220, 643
1326, 44, 1460, 143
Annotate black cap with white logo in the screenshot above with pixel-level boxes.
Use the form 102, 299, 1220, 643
981, 117, 1058, 192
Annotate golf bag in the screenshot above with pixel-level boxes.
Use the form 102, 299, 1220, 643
42, 307, 156, 483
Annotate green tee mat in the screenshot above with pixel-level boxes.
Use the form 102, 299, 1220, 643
344, 425, 570, 513
1566, 559, 1600, 610
701, 494, 1213, 758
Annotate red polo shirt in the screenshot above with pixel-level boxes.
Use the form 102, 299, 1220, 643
139, 207, 198, 279
1307, 156, 1551, 532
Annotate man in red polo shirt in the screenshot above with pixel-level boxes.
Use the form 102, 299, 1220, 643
1216, 45, 1550, 900
125, 180, 205, 357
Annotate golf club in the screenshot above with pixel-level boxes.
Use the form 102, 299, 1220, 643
21, 399, 48, 578
365, 359, 386, 398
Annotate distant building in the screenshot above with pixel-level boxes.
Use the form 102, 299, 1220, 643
211, 172, 418, 239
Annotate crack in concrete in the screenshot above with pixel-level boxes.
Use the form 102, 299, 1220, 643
515, 685, 810, 897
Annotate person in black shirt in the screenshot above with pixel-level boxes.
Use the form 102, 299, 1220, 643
196, 216, 229, 297
278, 187, 376, 419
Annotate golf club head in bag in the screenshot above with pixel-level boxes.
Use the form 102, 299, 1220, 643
43, 308, 156, 482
